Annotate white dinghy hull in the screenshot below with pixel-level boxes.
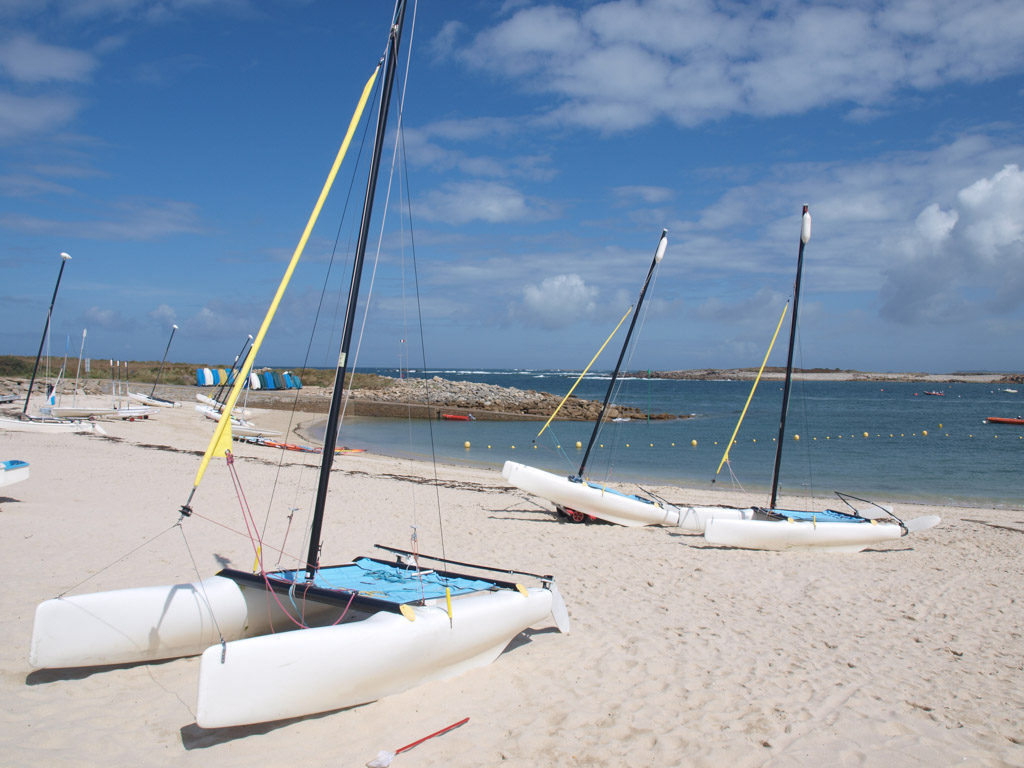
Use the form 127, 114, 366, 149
704, 517, 907, 553
196, 586, 555, 728
29, 575, 335, 669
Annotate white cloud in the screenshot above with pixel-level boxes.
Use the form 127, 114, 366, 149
519, 273, 597, 330
880, 164, 1024, 322
416, 180, 541, 224
147, 303, 177, 327
84, 305, 127, 330
0, 91, 80, 141
0, 35, 97, 83
0, 198, 206, 239
458, 0, 1024, 132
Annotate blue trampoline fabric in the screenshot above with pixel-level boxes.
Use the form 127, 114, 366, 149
268, 558, 497, 603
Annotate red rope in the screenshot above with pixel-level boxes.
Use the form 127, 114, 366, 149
224, 450, 356, 631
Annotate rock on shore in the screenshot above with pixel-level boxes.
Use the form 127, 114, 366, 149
0, 375, 679, 422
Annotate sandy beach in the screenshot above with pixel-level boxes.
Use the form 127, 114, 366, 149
1, 399, 1022, 767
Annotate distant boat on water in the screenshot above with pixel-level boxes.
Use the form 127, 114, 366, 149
923, 390, 945, 396
986, 416, 1024, 425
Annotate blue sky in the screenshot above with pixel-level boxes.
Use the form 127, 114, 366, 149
2, 0, 1023, 375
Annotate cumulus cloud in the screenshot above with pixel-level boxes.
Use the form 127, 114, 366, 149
880, 164, 1024, 322
84, 305, 127, 330
147, 303, 177, 327
416, 180, 545, 224
519, 273, 597, 329
456, 0, 1024, 132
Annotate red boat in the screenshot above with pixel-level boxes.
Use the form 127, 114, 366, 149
440, 413, 475, 421
986, 416, 1024, 425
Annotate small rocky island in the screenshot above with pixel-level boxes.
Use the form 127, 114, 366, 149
340, 376, 677, 421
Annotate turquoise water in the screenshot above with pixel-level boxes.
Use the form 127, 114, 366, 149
319, 369, 1023, 509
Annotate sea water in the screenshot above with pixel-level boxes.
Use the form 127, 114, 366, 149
317, 369, 1022, 509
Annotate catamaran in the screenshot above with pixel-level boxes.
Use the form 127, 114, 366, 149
503, 231, 753, 530
703, 207, 940, 551
129, 324, 182, 407
0, 253, 105, 436
30, 1, 568, 729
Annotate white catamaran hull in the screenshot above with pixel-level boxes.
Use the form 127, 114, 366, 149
41, 406, 119, 419
704, 517, 906, 552
129, 392, 180, 408
676, 504, 755, 533
502, 460, 680, 527
0, 416, 106, 435
196, 586, 555, 728
28, 575, 333, 668
0, 459, 29, 488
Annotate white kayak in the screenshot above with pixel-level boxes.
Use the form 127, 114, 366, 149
128, 391, 180, 408
703, 514, 941, 553
0, 459, 29, 488
501, 460, 752, 529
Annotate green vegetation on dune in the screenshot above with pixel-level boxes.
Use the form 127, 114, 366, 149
0, 355, 391, 390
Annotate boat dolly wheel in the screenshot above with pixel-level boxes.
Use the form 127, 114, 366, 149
558, 505, 587, 523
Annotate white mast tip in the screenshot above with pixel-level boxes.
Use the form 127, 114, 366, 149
60, 252, 71, 260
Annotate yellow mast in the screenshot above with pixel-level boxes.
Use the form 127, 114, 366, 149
712, 301, 789, 481
191, 64, 381, 491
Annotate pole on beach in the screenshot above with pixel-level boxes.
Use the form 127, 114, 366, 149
23, 252, 72, 415
767, 206, 811, 511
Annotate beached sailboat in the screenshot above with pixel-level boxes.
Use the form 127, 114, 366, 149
0, 459, 30, 489
502, 232, 750, 530
0, 253, 105, 436
30, 1, 567, 729
129, 325, 182, 408
704, 207, 940, 552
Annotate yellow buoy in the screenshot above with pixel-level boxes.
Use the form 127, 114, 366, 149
922, 430, 928, 436
464, 441, 470, 449
863, 432, 869, 438
575, 441, 582, 449
691, 439, 697, 446
794, 434, 800, 441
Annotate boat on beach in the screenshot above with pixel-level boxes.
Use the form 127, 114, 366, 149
128, 325, 182, 407
502, 230, 751, 530
30, 2, 567, 729
703, 207, 940, 552
0, 459, 30, 488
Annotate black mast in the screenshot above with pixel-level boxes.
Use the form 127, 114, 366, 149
150, 324, 179, 397
305, 0, 408, 578
24, 252, 72, 416
577, 229, 667, 479
768, 205, 811, 510
215, 334, 253, 405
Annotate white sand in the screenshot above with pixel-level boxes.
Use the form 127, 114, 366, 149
1, 402, 1022, 767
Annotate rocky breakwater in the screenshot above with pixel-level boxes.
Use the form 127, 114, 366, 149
343, 376, 679, 421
